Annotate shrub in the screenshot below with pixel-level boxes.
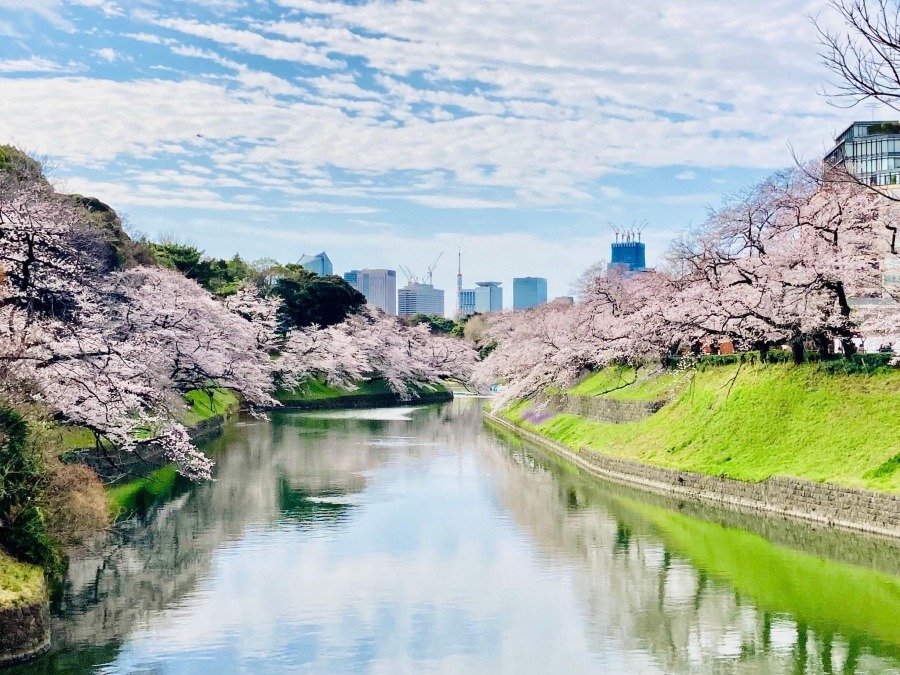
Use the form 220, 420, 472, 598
820, 353, 896, 375
0, 407, 63, 576
0, 406, 109, 583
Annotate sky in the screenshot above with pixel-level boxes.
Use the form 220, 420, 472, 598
0, 0, 882, 313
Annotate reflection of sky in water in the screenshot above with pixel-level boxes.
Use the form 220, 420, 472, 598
296, 407, 424, 421
98, 452, 648, 674
24, 400, 900, 675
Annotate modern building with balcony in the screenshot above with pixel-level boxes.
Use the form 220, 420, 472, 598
825, 121, 900, 188
398, 282, 445, 318
513, 277, 548, 310
460, 281, 503, 316
298, 251, 333, 276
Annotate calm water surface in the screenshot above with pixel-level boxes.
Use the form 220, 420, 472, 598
12, 399, 900, 674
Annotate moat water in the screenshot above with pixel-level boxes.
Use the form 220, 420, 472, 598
11, 399, 900, 674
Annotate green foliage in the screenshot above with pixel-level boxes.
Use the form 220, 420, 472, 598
151, 243, 254, 296
509, 363, 900, 493
274, 274, 366, 330
407, 314, 457, 334
0, 408, 64, 578
0, 145, 43, 182
820, 353, 896, 375
70, 195, 157, 270
868, 122, 900, 136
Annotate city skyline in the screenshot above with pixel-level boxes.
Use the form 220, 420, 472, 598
0, 1, 883, 313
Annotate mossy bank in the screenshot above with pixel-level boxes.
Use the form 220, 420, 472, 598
0, 552, 50, 666
275, 378, 453, 410
504, 363, 900, 494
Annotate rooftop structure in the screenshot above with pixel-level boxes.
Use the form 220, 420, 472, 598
513, 277, 548, 311
825, 121, 900, 188
607, 228, 647, 274
298, 251, 333, 277
460, 281, 503, 316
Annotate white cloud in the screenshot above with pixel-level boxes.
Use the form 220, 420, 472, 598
0, 57, 75, 73
675, 170, 696, 180
93, 47, 118, 62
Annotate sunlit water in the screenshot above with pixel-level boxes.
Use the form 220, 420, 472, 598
12, 399, 900, 674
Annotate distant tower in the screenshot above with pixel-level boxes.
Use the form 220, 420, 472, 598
456, 249, 463, 318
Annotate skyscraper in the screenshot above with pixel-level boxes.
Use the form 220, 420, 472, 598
298, 251, 333, 276
350, 269, 397, 315
398, 282, 445, 317
513, 277, 548, 310
460, 281, 502, 316
608, 231, 646, 273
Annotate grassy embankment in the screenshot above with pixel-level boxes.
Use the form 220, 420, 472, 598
275, 377, 449, 403
0, 551, 45, 611
504, 363, 900, 494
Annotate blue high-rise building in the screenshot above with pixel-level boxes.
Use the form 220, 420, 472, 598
298, 251, 333, 276
513, 277, 548, 310
343, 270, 359, 287
609, 240, 646, 273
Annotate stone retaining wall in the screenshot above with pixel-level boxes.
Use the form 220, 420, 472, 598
538, 393, 665, 424
485, 412, 900, 539
0, 600, 50, 667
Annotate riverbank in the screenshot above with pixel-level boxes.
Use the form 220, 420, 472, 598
489, 362, 900, 537
275, 378, 453, 410
0, 552, 50, 666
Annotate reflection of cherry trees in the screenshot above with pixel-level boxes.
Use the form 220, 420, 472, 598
46, 406, 900, 673
476, 168, 900, 407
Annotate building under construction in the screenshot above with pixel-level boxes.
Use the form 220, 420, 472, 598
397, 253, 445, 317
608, 225, 647, 273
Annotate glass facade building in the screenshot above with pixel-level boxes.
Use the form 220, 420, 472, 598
609, 241, 646, 273
825, 121, 900, 188
298, 251, 333, 277
398, 283, 445, 317
513, 277, 548, 310
349, 269, 397, 315
460, 282, 502, 316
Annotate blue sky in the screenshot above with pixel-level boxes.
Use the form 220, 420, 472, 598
0, 0, 880, 312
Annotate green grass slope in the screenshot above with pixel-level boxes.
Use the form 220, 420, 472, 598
506, 364, 900, 494
0, 551, 45, 609
276, 378, 448, 403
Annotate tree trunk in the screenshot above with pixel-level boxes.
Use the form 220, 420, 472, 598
813, 333, 831, 361
758, 343, 769, 363
791, 339, 805, 365
841, 338, 858, 358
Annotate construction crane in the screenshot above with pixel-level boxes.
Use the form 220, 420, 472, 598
424, 252, 443, 285
399, 265, 418, 285
399, 253, 443, 286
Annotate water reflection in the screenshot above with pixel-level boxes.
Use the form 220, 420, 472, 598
11, 399, 900, 674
